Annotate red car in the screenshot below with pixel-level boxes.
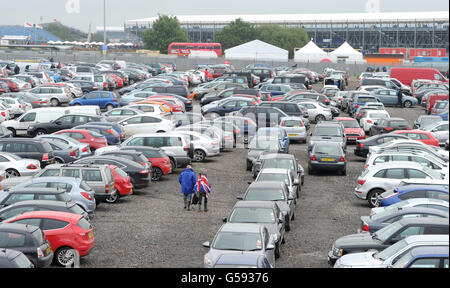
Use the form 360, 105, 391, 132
393, 130, 440, 147
6, 211, 94, 267
335, 117, 366, 143
107, 165, 133, 203
122, 147, 172, 181
108, 74, 124, 88
54, 129, 108, 151
0, 78, 19, 92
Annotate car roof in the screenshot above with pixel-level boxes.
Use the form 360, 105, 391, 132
27, 176, 81, 184
0, 223, 39, 233
248, 181, 285, 189
382, 207, 449, 217
12, 211, 81, 221
260, 153, 295, 160
6, 187, 65, 194
233, 201, 276, 209
221, 223, 263, 233
398, 217, 449, 226
259, 168, 290, 174
369, 161, 426, 169
5, 199, 72, 208
409, 246, 449, 258
404, 234, 449, 244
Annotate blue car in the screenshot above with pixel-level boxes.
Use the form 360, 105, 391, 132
350, 94, 380, 115
437, 110, 448, 121
70, 91, 118, 110
201, 97, 256, 118
378, 185, 449, 207
371, 88, 418, 108
260, 84, 293, 98
392, 246, 449, 268
212, 253, 272, 268
119, 90, 156, 106
45, 71, 61, 83
256, 127, 290, 153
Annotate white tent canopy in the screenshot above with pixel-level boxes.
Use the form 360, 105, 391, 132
328, 41, 365, 63
294, 40, 328, 63
225, 40, 288, 61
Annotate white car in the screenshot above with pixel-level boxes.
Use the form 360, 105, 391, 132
362, 102, 385, 111
0, 97, 28, 118
421, 121, 449, 147
357, 85, 386, 93
127, 104, 168, 117
354, 161, 446, 207
296, 101, 333, 123
117, 115, 175, 138
9, 78, 32, 91
360, 110, 390, 133
0, 102, 11, 122
175, 130, 220, 162
0, 152, 41, 178
368, 139, 449, 162
334, 235, 449, 268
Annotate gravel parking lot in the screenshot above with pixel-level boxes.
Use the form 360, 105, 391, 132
81, 79, 424, 268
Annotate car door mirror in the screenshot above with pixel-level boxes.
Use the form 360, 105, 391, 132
122, 122, 128, 126
293, 179, 299, 186
202, 241, 210, 248
236, 196, 243, 200
55, 121, 62, 125
222, 217, 227, 223
374, 122, 378, 126
266, 244, 275, 250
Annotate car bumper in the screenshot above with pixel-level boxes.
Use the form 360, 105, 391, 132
354, 189, 367, 200
286, 132, 307, 141
36, 252, 54, 268
310, 162, 345, 171
354, 148, 368, 158
327, 251, 340, 266
175, 156, 191, 168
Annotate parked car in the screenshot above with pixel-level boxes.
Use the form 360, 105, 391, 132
119, 146, 171, 181
117, 115, 175, 138
0, 152, 41, 178
421, 121, 449, 147
369, 118, 411, 136
308, 122, 346, 153
0, 187, 73, 209
365, 150, 448, 172
237, 181, 294, 232
371, 88, 417, 108
252, 153, 304, 186
246, 136, 283, 171
296, 101, 333, 123
414, 115, 444, 130
224, 201, 285, 259
255, 168, 299, 202
354, 162, 447, 207
102, 107, 144, 122
202, 223, 276, 268
371, 198, 449, 217
308, 142, 347, 176
0, 138, 55, 168
334, 235, 449, 268
35, 134, 91, 158
211, 253, 273, 268
378, 185, 449, 207
54, 129, 108, 151
360, 110, 390, 133
0, 248, 34, 268
26, 114, 106, 137
5, 211, 94, 266
27, 86, 71, 107
334, 117, 366, 143
255, 127, 290, 153
202, 97, 257, 119
328, 217, 449, 265
0, 223, 52, 268
70, 91, 118, 111
279, 117, 307, 143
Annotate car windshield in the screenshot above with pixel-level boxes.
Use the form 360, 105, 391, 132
391, 251, 414, 268
114, 167, 128, 178
262, 159, 294, 170
229, 208, 276, 224
245, 188, 286, 201
249, 139, 278, 150
340, 121, 360, 128
390, 120, 409, 128
422, 166, 443, 180
60, 192, 73, 202
375, 239, 409, 261
312, 127, 342, 137
212, 232, 262, 251
80, 181, 92, 191
12, 252, 32, 268
374, 221, 403, 242
257, 173, 289, 184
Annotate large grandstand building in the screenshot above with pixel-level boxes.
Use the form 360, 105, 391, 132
125, 11, 449, 53
0, 26, 60, 44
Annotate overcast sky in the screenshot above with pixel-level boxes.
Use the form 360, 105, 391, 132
1, 0, 448, 32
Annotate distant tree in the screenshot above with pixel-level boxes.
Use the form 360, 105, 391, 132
44, 22, 75, 41
256, 24, 309, 59
141, 15, 188, 54
215, 18, 257, 51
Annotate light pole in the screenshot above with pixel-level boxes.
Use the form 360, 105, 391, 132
103, 0, 107, 58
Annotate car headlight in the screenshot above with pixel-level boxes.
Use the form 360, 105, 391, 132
28, 126, 34, 130
204, 255, 212, 268
333, 246, 343, 257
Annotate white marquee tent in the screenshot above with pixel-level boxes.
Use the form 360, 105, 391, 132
328, 41, 365, 63
294, 40, 328, 63
225, 40, 288, 61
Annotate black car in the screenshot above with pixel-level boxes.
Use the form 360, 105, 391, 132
0, 188, 73, 209
223, 72, 258, 88
74, 155, 151, 189
67, 80, 99, 95
99, 150, 151, 171
328, 217, 449, 265
259, 101, 307, 118
0, 200, 89, 222
369, 118, 411, 136
0, 138, 55, 167
0, 126, 12, 138
354, 133, 409, 158
238, 106, 288, 128
200, 88, 235, 106
0, 248, 34, 268
43, 138, 80, 164
0, 224, 53, 268
27, 114, 106, 137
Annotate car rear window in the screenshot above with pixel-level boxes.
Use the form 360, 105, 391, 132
69, 204, 85, 215
77, 218, 92, 230
114, 167, 128, 178
389, 120, 409, 128
60, 192, 73, 202
283, 120, 303, 127
79, 180, 92, 191
31, 229, 44, 245
314, 144, 341, 155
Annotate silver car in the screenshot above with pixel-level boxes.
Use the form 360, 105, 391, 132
9, 176, 96, 213
355, 162, 447, 207
0, 152, 41, 178
365, 150, 448, 172
280, 117, 307, 143
202, 223, 276, 268
370, 198, 449, 217
35, 134, 92, 158
102, 107, 144, 122
297, 101, 333, 123
422, 121, 449, 147
28, 86, 72, 107
255, 168, 299, 203
334, 235, 449, 268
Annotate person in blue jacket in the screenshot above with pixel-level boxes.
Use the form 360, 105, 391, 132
178, 165, 197, 211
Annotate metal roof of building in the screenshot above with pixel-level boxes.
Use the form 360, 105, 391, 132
127, 11, 449, 25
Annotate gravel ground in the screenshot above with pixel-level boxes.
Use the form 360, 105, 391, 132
80, 78, 424, 268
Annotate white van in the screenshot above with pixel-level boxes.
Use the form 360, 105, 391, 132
1, 107, 72, 136
65, 105, 101, 116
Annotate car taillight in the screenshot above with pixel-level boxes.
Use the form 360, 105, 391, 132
0, 112, 4, 117
42, 153, 49, 161
103, 82, 107, 88
37, 247, 44, 258
93, 86, 98, 90
184, 147, 189, 151
81, 192, 93, 201
105, 185, 109, 194
26, 164, 38, 170
70, 150, 76, 156
362, 224, 370, 232
339, 156, 346, 162
366, 120, 372, 124
385, 127, 394, 131
355, 105, 360, 108
113, 98, 118, 102
233, 129, 240, 134
82, 147, 88, 152
310, 155, 317, 161
357, 143, 364, 148
139, 170, 148, 174
19, 105, 22, 108
280, 121, 285, 126
364, 164, 369, 169
356, 113, 362, 118
106, 129, 114, 135
211, 141, 219, 146
120, 132, 124, 138
357, 179, 366, 186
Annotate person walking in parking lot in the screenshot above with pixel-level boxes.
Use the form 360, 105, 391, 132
14, 65, 20, 75
195, 169, 211, 212
397, 89, 403, 108
179, 165, 197, 211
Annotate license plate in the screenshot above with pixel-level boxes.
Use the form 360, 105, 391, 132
46, 247, 51, 255
321, 158, 335, 162
349, 138, 357, 141
88, 232, 93, 239
288, 134, 298, 137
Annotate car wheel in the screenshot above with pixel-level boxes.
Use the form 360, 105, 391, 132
367, 189, 384, 208
193, 150, 206, 162
315, 115, 325, 123
54, 246, 75, 267
106, 104, 114, 111
403, 100, 412, 108
34, 129, 47, 137
151, 167, 163, 181
105, 192, 120, 204
275, 243, 281, 259
7, 128, 16, 137
169, 158, 176, 172
246, 161, 252, 171
5, 169, 20, 178
54, 158, 64, 164
285, 216, 291, 232
50, 98, 60, 107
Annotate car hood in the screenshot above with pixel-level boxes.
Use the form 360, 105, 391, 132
247, 150, 266, 159
310, 136, 343, 143
345, 128, 364, 134
334, 251, 384, 268
334, 233, 382, 250
206, 249, 265, 267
